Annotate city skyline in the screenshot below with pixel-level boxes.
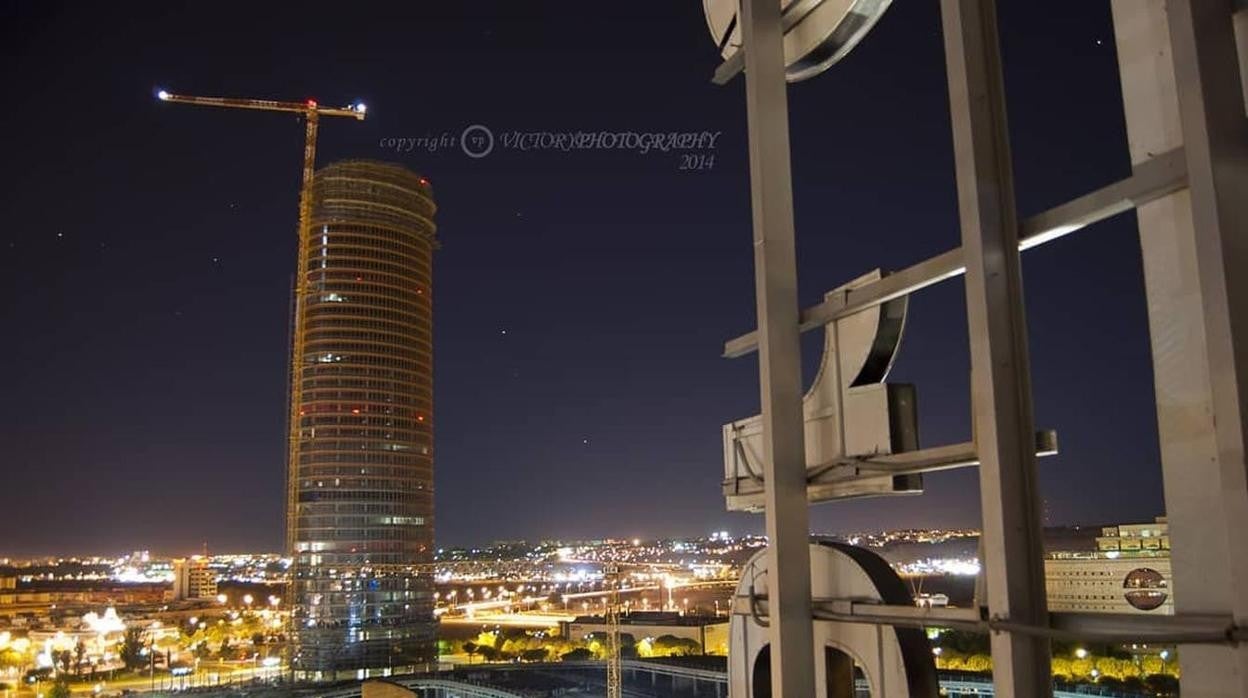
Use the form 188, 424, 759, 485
1, 2, 1166, 556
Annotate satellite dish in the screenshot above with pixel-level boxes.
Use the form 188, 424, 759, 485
704, 0, 893, 82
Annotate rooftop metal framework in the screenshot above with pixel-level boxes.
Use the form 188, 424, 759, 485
717, 0, 1248, 695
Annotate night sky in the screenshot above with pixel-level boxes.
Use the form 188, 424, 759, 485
1, 2, 1164, 556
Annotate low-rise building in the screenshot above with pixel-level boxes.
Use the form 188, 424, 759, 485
172, 557, 217, 601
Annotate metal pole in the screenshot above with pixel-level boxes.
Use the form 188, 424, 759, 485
1112, 1, 1248, 694
738, 0, 816, 694
940, 1, 1050, 695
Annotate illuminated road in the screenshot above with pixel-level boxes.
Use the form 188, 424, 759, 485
439, 613, 571, 628
441, 585, 660, 616
2, 662, 279, 697
441, 580, 733, 617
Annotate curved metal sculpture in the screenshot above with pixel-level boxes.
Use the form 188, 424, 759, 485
723, 270, 920, 510
703, 0, 894, 83
729, 542, 939, 697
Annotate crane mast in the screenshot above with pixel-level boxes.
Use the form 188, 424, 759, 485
156, 90, 366, 678
605, 563, 622, 698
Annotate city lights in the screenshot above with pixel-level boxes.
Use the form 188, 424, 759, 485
8, 3, 1242, 696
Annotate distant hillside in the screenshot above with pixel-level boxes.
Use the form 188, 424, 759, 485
844, 524, 1115, 566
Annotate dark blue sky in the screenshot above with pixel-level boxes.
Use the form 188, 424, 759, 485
0, 1, 1162, 556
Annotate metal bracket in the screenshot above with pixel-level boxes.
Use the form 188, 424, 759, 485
724, 430, 1057, 510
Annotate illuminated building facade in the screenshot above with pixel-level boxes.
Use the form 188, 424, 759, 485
287, 160, 437, 678
172, 557, 217, 600
1045, 518, 1173, 614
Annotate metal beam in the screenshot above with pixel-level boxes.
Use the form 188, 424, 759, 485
738, 595, 1242, 644
723, 148, 1188, 358
738, 0, 816, 694
1048, 612, 1241, 644
1113, 0, 1248, 693
714, 36, 747, 85
1018, 147, 1188, 249
941, 1, 1050, 694
733, 594, 981, 624
1168, 0, 1248, 692
851, 431, 1057, 474
723, 431, 1057, 503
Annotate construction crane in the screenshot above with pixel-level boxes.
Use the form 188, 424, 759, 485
156, 89, 366, 678
156, 88, 365, 548
604, 564, 622, 698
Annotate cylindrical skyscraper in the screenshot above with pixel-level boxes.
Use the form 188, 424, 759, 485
286, 160, 436, 679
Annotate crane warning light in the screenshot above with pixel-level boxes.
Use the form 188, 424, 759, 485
157, 90, 170, 101
306, 99, 318, 108
354, 102, 367, 113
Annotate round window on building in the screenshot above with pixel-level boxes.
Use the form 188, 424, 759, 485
1122, 567, 1168, 611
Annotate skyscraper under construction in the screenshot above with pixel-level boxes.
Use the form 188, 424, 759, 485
286, 160, 437, 678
